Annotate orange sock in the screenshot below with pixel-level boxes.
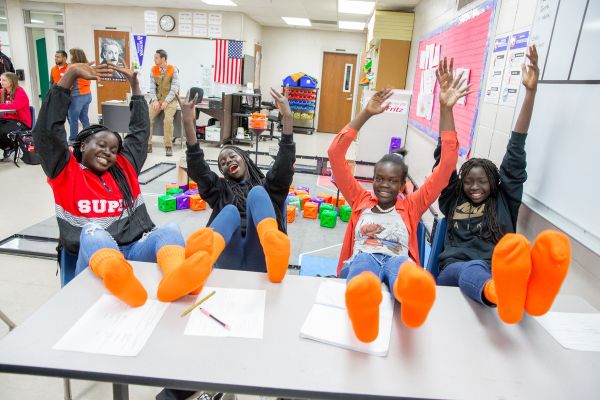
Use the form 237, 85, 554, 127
491, 233, 531, 324
189, 231, 226, 295
89, 248, 147, 307
256, 218, 290, 283
185, 227, 215, 258
525, 230, 571, 316
483, 280, 497, 305
345, 271, 382, 343
156, 245, 213, 302
393, 261, 436, 328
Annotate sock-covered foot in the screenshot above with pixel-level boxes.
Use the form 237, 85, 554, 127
345, 271, 382, 343
483, 279, 497, 305
256, 218, 290, 283
188, 230, 226, 295
185, 227, 215, 258
89, 248, 147, 307
156, 246, 213, 302
393, 261, 436, 328
525, 230, 571, 316
491, 233, 531, 324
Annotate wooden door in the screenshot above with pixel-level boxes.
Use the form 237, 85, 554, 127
93, 30, 131, 113
317, 52, 357, 133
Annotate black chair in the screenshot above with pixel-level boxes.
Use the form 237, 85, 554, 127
260, 101, 281, 142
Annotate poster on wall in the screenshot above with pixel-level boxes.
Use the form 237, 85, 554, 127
499, 29, 529, 106
98, 36, 127, 81
484, 35, 509, 104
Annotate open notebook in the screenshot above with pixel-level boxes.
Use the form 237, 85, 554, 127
300, 280, 394, 357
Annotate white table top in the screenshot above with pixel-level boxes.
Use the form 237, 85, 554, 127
0, 262, 599, 400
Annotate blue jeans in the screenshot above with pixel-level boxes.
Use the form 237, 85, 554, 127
211, 186, 276, 272
340, 252, 409, 291
436, 260, 492, 305
68, 93, 92, 143
62, 223, 184, 285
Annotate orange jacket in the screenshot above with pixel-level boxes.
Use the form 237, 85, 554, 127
50, 64, 67, 85
327, 125, 459, 275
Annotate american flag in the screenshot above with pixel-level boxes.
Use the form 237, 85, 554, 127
214, 39, 243, 85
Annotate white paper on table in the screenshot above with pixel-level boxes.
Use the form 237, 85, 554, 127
300, 280, 394, 357
454, 68, 470, 105
184, 287, 266, 339
536, 312, 600, 352
53, 295, 168, 356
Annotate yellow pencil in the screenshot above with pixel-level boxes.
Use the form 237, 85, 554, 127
180, 290, 216, 317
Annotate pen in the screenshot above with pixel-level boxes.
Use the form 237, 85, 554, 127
199, 307, 230, 330
180, 290, 216, 317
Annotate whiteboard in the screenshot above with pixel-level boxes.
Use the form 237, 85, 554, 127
132, 35, 239, 98
514, 0, 600, 254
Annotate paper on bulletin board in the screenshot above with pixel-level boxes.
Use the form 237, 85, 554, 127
432, 44, 441, 66
144, 10, 158, 21
179, 24, 192, 36
422, 68, 437, 94
484, 35, 509, 104
193, 12, 207, 25
419, 50, 427, 69
208, 25, 222, 38
144, 21, 158, 35
500, 29, 529, 106
193, 25, 208, 37
208, 13, 222, 25
179, 12, 192, 25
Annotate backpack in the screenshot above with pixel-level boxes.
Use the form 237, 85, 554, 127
11, 130, 40, 166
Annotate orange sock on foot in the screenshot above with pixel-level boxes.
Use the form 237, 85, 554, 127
89, 248, 147, 307
185, 228, 215, 258
483, 279, 497, 305
345, 272, 382, 343
525, 230, 571, 316
491, 234, 531, 324
393, 261, 436, 328
256, 218, 290, 283
156, 245, 213, 302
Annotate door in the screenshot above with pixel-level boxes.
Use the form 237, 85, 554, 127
35, 37, 49, 100
317, 52, 357, 133
94, 30, 130, 113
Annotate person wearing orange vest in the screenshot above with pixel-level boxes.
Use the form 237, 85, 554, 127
67, 48, 92, 144
147, 49, 179, 157
50, 50, 68, 86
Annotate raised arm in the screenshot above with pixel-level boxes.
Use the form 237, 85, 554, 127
408, 58, 468, 218
265, 87, 296, 199
32, 63, 111, 179
110, 65, 150, 175
327, 88, 393, 206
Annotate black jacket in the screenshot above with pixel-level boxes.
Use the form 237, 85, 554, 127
0, 51, 14, 74
186, 135, 296, 235
434, 131, 528, 269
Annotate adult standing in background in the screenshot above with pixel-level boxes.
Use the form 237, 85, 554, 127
147, 49, 179, 157
50, 50, 68, 85
67, 48, 92, 144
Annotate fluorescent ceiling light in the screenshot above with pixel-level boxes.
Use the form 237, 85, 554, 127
31, 19, 45, 24
339, 21, 366, 30
282, 17, 311, 27
338, 0, 375, 15
201, 0, 238, 6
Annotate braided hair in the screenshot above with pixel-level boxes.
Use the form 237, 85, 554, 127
218, 145, 286, 231
72, 125, 138, 219
447, 158, 503, 243
375, 148, 409, 181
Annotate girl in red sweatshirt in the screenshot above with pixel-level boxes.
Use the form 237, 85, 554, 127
0, 72, 31, 160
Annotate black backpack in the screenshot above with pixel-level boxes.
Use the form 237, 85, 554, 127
10, 130, 40, 166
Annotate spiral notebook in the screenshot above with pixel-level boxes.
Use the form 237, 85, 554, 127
300, 280, 394, 357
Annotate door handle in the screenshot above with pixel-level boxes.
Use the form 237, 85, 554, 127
98, 84, 104, 88
345, 97, 352, 100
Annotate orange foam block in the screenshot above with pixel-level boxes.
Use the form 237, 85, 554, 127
286, 205, 296, 223
190, 194, 206, 211
295, 190, 309, 197
189, 181, 198, 190
299, 194, 311, 209
318, 193, 333, 204
166, 183, 178, 192
333, 196, 346, 207
303, 202, 318, 219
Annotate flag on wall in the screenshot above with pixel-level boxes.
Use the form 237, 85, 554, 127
214, 39, 243, 85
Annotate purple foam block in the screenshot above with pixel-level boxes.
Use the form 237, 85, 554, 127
389, 137, 402, 154
310, 197, 325, 210
297, 186, 310, 194
179, 184, 189, 192
184, 189, 198, 196
175, 194, 190, 210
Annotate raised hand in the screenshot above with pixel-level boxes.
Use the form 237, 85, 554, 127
438, 70, 471, 109
69, 63, 112, 81
365, 88, 393, 116
521, 44, 539, 92
436, 57, 454, 90
108, 64, 137, 86
175, 91, 198, 125
270, 87, 292, 118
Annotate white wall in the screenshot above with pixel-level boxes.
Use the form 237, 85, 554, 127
260, 26, 365, 121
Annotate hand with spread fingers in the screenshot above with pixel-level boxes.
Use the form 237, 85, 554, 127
521, 44, 539, 92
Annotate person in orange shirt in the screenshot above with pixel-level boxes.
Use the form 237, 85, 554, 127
49, 50, 68, 86
67, 48, 92, 144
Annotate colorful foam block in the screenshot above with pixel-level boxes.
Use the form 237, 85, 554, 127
303, 202, 318, 219
179, 184, 188, 192
175, 194, 190, 210
310, 197, 325, 210
295, 190, 308, 197
319, 203, 335, 219
158, 195, 176, 212
288, 191, 296, 196
339, 204, 352, 222
184, 189, 198, 196
333, 196, 346, 207
166, 183, 178, 192
318, 193, 333, 204
299, 194, 311, 209
297, 186, 310, 194
288, 196, 301, 211
189, 181, 198, 190
190, 194, 207, 211
167, 187, 183, 196
320, 209, 337, 228
286, 205, 296, 223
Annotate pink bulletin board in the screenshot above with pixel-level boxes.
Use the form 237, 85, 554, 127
408, 0, 497, 156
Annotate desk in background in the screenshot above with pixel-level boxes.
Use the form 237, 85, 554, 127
195, 93, 239, 146
0, 263, 599, 400
101, 101, 182, 141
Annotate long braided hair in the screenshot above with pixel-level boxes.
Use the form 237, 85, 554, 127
72, 125, 139, 220
218, 145, 286, 231
447, 158, 503, 243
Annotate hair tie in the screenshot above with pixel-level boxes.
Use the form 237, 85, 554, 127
393, 153, 404, 160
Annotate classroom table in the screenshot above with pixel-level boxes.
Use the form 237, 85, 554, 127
0, 263, 599, 400
101, 101, 183, 141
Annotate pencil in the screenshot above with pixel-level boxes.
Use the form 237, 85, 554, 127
180, 290, 216, 317
199, 307, 230, 330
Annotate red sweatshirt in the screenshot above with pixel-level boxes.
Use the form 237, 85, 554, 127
0, 86, 32, 128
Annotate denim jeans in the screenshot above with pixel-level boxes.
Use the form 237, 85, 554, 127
68, 93, 92, 143
340, 252, 409, 291
211, 186, 277, 272
70, 222, 185, 282
436, 260, 492, 305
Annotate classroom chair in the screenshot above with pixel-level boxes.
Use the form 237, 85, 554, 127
425, 217, 447, 279
29, 106, 36, 128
